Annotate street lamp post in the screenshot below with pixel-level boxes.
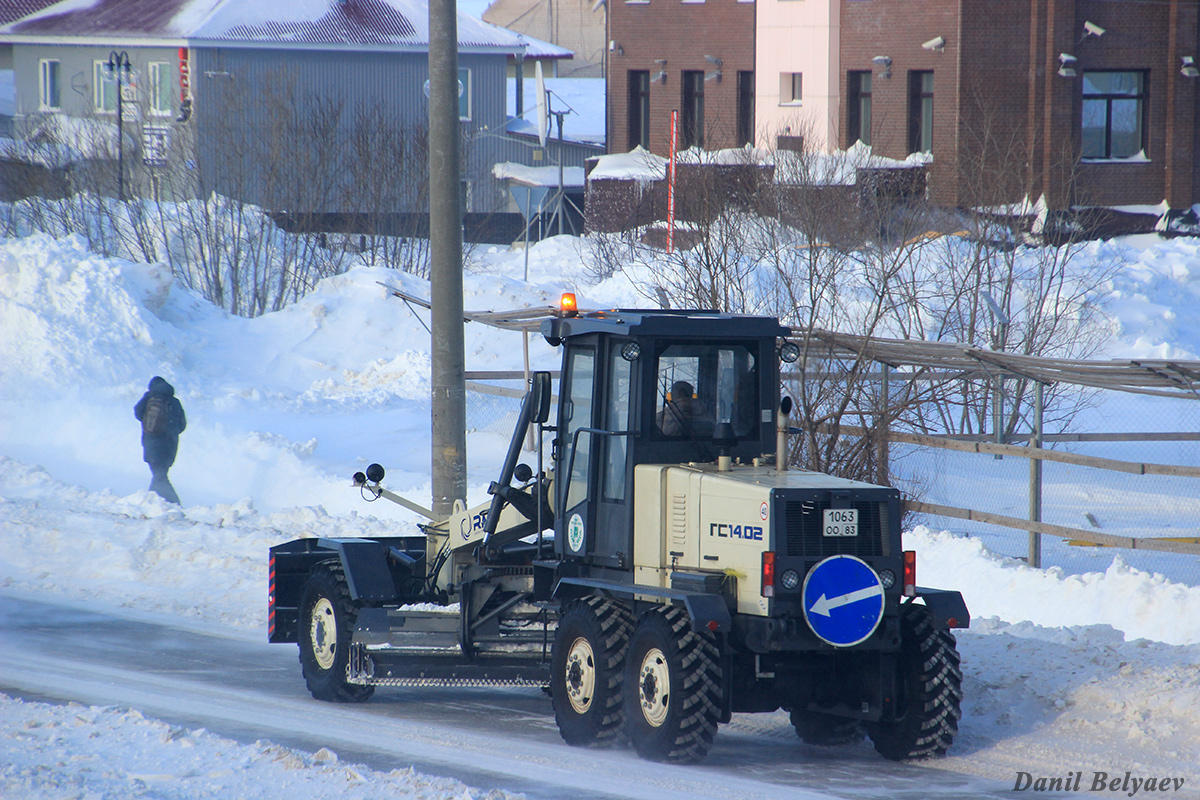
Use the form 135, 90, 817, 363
106, 50, 132, 202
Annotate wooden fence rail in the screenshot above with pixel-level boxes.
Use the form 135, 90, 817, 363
823, 424, 1200, 557
908, 501, 1200, 556
828, 424, 1200, 478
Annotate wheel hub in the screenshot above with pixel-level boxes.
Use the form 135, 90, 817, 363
637, 647, 670, 727
564, 636, 596, 715
309, 597, 337, 671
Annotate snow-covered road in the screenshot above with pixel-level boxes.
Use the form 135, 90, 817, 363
0, 595, 1003, 799
5, 593, 1196, 800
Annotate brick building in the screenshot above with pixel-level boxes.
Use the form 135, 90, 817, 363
840, 0, 1200, 210
609, 0, 1200, 212
606, 0, 755, 156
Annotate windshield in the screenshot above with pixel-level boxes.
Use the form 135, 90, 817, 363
654, 343, 758, 441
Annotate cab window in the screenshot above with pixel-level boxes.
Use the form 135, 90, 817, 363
654, 343, 758, 439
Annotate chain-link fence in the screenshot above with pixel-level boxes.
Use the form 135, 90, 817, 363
875, 384, 1200, 586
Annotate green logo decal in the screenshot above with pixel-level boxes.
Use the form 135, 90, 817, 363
568, 513, 585, 552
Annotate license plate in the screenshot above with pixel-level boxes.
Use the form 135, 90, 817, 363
822, 508, 858, 537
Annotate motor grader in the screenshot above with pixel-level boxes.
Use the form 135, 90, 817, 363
268, 303, 968, 763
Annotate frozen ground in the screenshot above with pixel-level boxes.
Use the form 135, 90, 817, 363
3, 231, 1200, 797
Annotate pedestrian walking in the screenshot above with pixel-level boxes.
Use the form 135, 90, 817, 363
134, 376, 187, 504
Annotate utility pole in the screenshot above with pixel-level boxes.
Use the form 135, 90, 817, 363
428, 0, 467, 516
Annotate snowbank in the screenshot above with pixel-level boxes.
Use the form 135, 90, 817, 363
0, 693, 519, 800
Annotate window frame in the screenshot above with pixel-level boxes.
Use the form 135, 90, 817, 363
907, 70, 934, 154
457, 67, 472, 121
780, 72, 802, 105
628, 69, 651, 150
681, 69, 705, 149
1081, 70, 1147, 160
847, 70, 872, 146
93, 60, 119, 113
148, 61, 173, 117
39, 59, 61, 111
736, 70, 754, 146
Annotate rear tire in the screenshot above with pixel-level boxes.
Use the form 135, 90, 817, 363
550, 596, 633, 747
624, 606, 722, 763
791, 709, 865, 746
298, 560, 375, 703
866, 603, 962, 760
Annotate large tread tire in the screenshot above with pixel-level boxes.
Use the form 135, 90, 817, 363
624, 606, 722, 764
550, 596, 634, 747
790, 709, 865, 746
866, 603, 962, 760
298, 560, 375, 703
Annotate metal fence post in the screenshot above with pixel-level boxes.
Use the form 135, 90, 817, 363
877, 362, 890, 485
1028, 381, 1043, 567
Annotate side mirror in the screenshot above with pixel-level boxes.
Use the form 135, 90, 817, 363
531, 371, 553, 424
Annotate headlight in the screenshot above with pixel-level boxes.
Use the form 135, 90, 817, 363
879, 569, 896, 589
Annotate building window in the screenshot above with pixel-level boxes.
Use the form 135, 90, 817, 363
681, 70, 704, 148
737, 70, 754, 146
780, 72, 802, 105
628, 70, 650, 150
848, 70, 872, 146
1082, 71, 1146, 159
39, 59, 60, 110
908, 70, 933, 153
93, 60, 119, 113
149, 62, 172, 116
458, 68, 471, 120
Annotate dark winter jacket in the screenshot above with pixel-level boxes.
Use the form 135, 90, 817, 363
134, 376, 187, 466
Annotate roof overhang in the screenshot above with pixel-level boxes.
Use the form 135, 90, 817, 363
0, 34, 187, 47
184, 37, 526, 55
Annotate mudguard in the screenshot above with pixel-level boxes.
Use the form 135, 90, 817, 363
553, 576, 732, 633
316, 538, 398, 603
913, 587, 970, 629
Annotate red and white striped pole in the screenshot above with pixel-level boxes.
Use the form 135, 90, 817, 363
667, 110, 678, 254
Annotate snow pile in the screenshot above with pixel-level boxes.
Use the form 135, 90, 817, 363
909, 526, 1200, 646
952, 620, 1200, 777
0, 233, 183, 394
0, 694, 519, 800
1088, 234, 1200, 360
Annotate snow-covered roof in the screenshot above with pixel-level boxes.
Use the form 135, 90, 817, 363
0, 0, 64, 26
0, 0, 573, 56
586, 146, 668, 183
0, 0, 219, 39
190, 0, 566, 53
492, 161, 585, 188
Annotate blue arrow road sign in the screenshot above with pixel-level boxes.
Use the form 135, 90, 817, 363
801, 554, 885, 647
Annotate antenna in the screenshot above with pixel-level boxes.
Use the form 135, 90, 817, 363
535, 60, 548, 147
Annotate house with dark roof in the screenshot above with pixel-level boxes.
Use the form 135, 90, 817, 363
0, 0, 580, 229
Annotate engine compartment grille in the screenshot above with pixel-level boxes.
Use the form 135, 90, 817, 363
783, 498, 889, 560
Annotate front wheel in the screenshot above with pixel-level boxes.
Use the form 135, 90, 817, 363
550, 596, 633, 747
298, 560, 374, 703
866, 603, 962, 760
623, 606, 722, 763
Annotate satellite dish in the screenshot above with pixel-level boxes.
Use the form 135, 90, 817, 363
535, 60, 548, 147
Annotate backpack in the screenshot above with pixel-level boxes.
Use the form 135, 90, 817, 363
142, 395, 170, 436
